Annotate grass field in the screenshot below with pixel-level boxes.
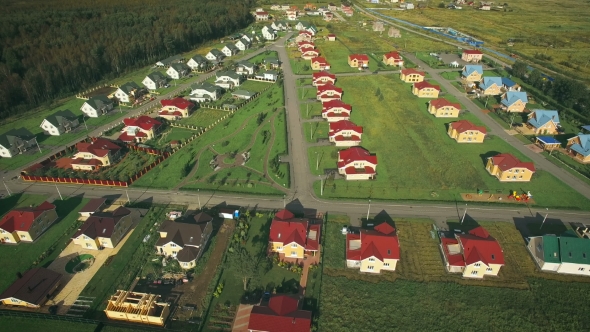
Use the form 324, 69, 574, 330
304, 121, 329, 143
0, 317, 96, 332
179, 108, 228, 128
309, 74, 590, 210
150, 127, 196, 148
240, 80, 274, 93
300, 102, 322, 119
0, 193, 48, 217
0, 196, 88, 292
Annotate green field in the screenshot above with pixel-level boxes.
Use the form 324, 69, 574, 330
240, 79, 274, 93
0, 317, 96, 332
304, 121, 329, 143
300, 102, 322, 119
179, 108, 228, 128
151, 127, 196, 148
310, 74, 590, 210
0, 195, 88, 292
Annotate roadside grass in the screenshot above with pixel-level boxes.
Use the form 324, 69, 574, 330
268, 109, 289, 188
300, 102, 322, 119
248, 50, 279, 66
0, 193, 48, 217
296, 78, 313, 87
246, 122, 273, 174
0, 153, 46, 171
297, 84, 316, 102
414, 52, 449, 69
240, 79, 273, 93
290, 58, 313, 75
192, 149, 217, 181
544, 151, 590, 186
304, 121, 329, 143
309, 74, 590, 210
100, 150, 159, 182
440, 71, 461, 80
0, 317, 95, 332
0, 196, 87, 292
179, 108, 228, 128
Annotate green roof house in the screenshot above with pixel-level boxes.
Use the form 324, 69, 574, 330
527, 234, 590, 276
0, 128, 38, 158
81, 95, 114, 118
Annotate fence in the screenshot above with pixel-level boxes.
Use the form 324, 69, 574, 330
75, 83, 111, 100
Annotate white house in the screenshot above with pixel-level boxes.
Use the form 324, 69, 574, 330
205, 49, 225, 62
236, 61, 256, 75
142, 72, 168, 90
235, 38, 251, 51
40, 110, 80, 136
166, 63, 190, 79
221, 44, 239, 57
0, 128, 38, 158
262, 25, 277, 40
215, 71, 242, 89
527, 234, 590, 276
256, 70, 279, 81
81, 95, 114, 118
189, 82, 223, 102
114, 81, 142, 103
187, 55, 209, 71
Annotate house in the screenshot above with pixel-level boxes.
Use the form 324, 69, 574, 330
338, 147, 377, 180
72, 207, 133, 249
312, 71, 336, 86
81, 95, 114, 118
247, 295, 312, 332
383, 51, 404, 66
189, 82, 223, 102
0, 128, 38, 158
388, 27, 401, 38
440, 226, 505, 278
296, 31, 313, 42
155, 55, 183, 68
526, 110, 560, 135
461, 65, 484, 82
271, 20, 289, 31
307, 10, 321, 16
234, 38, 251, 52
215, 71, 242, 89
119, 116, 162, 143
311, 56, 331, 71
0, 201, 57, 244
255, 10, 269, 20
447, 120, 487, 143
373, 21, 385, 32
348, 54, 370, 68
501, 77, 521, 91
343, 8, 354, 16
501, 91, 528, 112
156, 212, 213, 269
478, 77, 503, 95
255, 70, 279, 81
264, 57, 281, 69
286, 9, 298, 20
401, 2, 415, 9
231, 90, 255, 100
300, 47, 319, 60
412, 81, 440, 98
346, 222, 400, 273
527, 233, 590, 276
297, 41, 315, 50
166, 63, 190, 79
322, 100, 351, 122
328, 3, 338, 11
104, 290, 170, 326
536, 136, 561, 151
400, 69, 425, 83
304, 3, 316, 10
187, 55, 209, 70
0, 268, 62, 308
72, 138, 122, 170
566, 134, 590, 163
317, 83, 343, 102
40, 110, 80, 136
324, 12, 334, 21
262, 25, 278, 40
428, 98, 461, 117
235, 60, 256, 75
329, 120, 362, 146
114, 81, 143, 104
268, 209, 321, 260
159, 98, 195, 120
79, 198, 107, 218
205, 49, 225, 62
295, 21, 318, 35
486, 153, 535, 182
461, 49, 483, 62
221, 44, 239, 57
142, 72, 168, 90
327, 33, 336, 41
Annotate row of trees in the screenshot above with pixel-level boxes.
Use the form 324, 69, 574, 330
0, 0, 255, 119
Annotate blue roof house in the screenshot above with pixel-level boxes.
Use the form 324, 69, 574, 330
567, 134, 590, 163
461, 65, 484, 81
501, 77, 520, 91
501, 91, 528, 112
479, 77, 503, 95
527, 110, 560, 135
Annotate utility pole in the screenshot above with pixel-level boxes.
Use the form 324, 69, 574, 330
82, 116, 88, 131
460, 204, 467, 224
2, 177, 12, 196
366, 199, 371, 222
319, 175, 323, 196
125, 190, 130, 204
540, 208, 549, 229
35, 139, 42, 154
306, 103, 309, 117
283, 194, 286, 208
197, 189, 201, 210
316, 152, 319, 170
55, 184, 63, 200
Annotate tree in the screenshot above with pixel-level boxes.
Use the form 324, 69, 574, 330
438, 2, 446, 8
227, 247, 267, 290
510, 60, 527, 79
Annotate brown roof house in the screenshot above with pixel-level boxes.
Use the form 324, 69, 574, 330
156, 212, 214, 269
78, 198, 107, 218
72, 207, 134, 250
0, 268, 62, 308
0, 201, 58, 244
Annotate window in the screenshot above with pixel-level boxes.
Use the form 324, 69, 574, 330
383, 263, 390, 267
368, 258, 375, 262
183, 263, 188, 267
471, 270, 478, 275
10, 298, 19, 303
291, 251, 297, 257
474, 263, 481, 267
86, 243, 92, 248
172, 251, 177, 255
367, 266, 374, 270
578, 267, 585, 271
486, 267, 493, 272
171, 243, 177, 248
291, 243, 298, 248
277, 246, 283, 250
20, 234, 26, 239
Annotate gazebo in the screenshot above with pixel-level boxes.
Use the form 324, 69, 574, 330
536, 136, 561, 151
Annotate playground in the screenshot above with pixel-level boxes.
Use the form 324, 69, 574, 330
461, 190, 536, 205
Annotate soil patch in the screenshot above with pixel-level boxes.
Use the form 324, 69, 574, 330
460, 192, 536, 205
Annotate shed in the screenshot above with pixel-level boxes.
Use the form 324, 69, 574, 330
536, 136, 561, 151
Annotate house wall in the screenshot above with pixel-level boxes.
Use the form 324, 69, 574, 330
497, 167, 533, 182
429, 105, 459, 118
311, 62, 329, 70
413, 87, 439, 98
344, 173, 374, 180
455, 131, 485, 143
526, 237, 560, 272
383, 56, 402, 66
282, 242, 305, 259
461, 53, 483, 62
347, 259, 361, 268
179, 258, 197, 269
161, 106, 189, 118
72, 152, 112, 167
506, 100, 526, 112
26, 209, 59, 242
157, 241, 182, 257
333, 137, 361, 147
1, 297, 40, 308
324, 114, 350, 122
81, 103, 99, 118
462, 262, 501, 278
73, 235, 100, 250
360, 256, 384, 273
0, 146, 14, 158
348, 58, 358, 67
529, 121, 558, 135
143, 78, 156, 90
41, 120, 61, 136
483, 84, 502, 95
115, 89, 130, 103
557, 262, 590, 276
0, 229, 18, 244
382, 258, 398, 271
463, 72, 482, 82
400, 73, 424, 83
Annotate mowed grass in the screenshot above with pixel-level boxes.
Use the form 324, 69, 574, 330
304, 121, 329, 143
152, 127, 196, 148
300, 102, 322, 119
179, 108, 228, 128
310, 74, 590, 210
0, 317, 96, 332
0, 196, 88, 292
240, 79, 274, 93
183, 166, 282, 195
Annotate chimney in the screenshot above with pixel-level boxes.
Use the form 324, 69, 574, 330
16, 272, 23, 279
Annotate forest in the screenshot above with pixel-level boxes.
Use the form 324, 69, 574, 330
0, 0, 254, 120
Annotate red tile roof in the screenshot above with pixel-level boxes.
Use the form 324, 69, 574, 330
344, 166, 375, 175
401, 68, 425, 76
0, 201, 56, 233
384, 51, 402, 60
489, 153, 535, 172
311, 57, 330, 66
312, 71, 336, 80
414, 81, 440, 91
374, 222, 395, 235
71, 158, 103, 167
300, 47, 318, 55
160, 97, 194, 110
463, 49, 483, 55
450, 120, 487, 134
328, 33, 336, 38
123, 115, 162, 131
349, 54, 369, 61
318, 94, 340, 101
307, 224, 321, 250
269, 220, 308, 247
457, 226, 505, 266
297, 42, 315, 49
317, 83, 342, 95
429, 98, 461, 110
346, 222, 400, 261
158, 110, 183, 116
346, 233, 362, 261
299, 30, 312, 36
118, 131, 147, 142
274, 209, 294, 220
329, 120, 363, 137
256, 11, 269, 15
248, 295, 312, 332
338, 147, 377, 168
323, 112, 350, 119
76, 138, 121, 158
322, 100, 351, 111
441, 238, 466, 267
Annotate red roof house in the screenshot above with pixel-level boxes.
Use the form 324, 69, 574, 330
159, 98, 194, 120
448, 120, 487, 143
316, 83, 342, 102
71, 138, 122, 170
486, 153, 535, 181
255, 11, 269, 20
247, 295, 312, 332
312, 71, 336, 86
119, 116, 162, 143
297, 41, 315, 50
461, 49, 484, 62
0, 201, 57, 244
412, 81, 441, 98
269, 209, 321, 259
310, 57, 331, 71
300, 47, 319, 60
346, 222, 400, 273
348, 54, 369, 68
321, 100, 351, 122
337, 147, 377, 180
400, 68, 426, 83
383, 51, 403, 66
327, 33, 336, 41
329, 120, 363, 146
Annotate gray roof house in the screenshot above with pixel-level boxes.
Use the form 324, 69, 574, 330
0, 128, 38, 158
142, 72, 168, 90
40, 110, 80, 136
156, 55, 184, 67
81, 95, 114, 118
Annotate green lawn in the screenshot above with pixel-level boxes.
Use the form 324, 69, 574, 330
246, 122, 273, 174
268, 109, 289, 188
0, 317, 96, 332
440, 71, 461, 80
300, 102, 322, 119
304, 121, 329, 143
0, 193, 48, 217
240, 79, 273, 93
152, 127, 196, 148
179, 108, 228, 128
309, 74, 590, 210
0, 196, 88, 292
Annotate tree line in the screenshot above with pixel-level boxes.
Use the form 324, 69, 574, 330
0, 0, 255, 120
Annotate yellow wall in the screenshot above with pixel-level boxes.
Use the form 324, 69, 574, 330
1, 297, 39, 308
530, 121, 558, 135
161, 106, 189, 118
360, 257, 383, 273
1, 230, 18, 244
486, 159, 533, 182
383, 56, 402, 66
454, 130, 485, 143
463, 72, 482, 82
429, 105, 459, 117
483, 84, 502, 95
1, 209, 57, 244
73, 236, 100, 250
348, 58, 358, 67
157, 241, 182, 256
272, 241, 304, 258
72, 152, 112, 169
413, 87, 439, 98
461, 53, 483, 62
400, 73, 424, 83
382, 258, 398, 271
506, 100, 526, 112
463, 262, 502, 278
179, 259, 196, 269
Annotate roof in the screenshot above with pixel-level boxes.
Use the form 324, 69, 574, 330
72, 207, 131, 240
501, 77, 517, 87
528, 110, 560, 129
558, 236, 590, 265
190, 54, 207, 63
264, 57, 280, 64
349, 54, 369, 61
457, 226, 505, 266
413, 81, 440, 91
118, 81, 141, 94
450, 120, 487, 134
537, 136, 560, 145
119, 131, 146, 142
176, 246, 201, 263
501, 91, 528, 106
275, 209, 295, 220
248, 295, 312, 332
157, 54, 183, 66
462, 65, 484, 76
79, 198, 107, 214
489, 153, 535, 172
44, 110, 78, 127
216, 71, 241, 80
322, 100, 351, 111
170, 63, 189, 72
568, 134, 590, 157
338, 147, 377, 167
193, 212, 214, 223
191, 82, 221, 94
540, 236, 561, 264
156, 219, 210, 250
223, 43, 239, 51
0, 201, 56, 233
346, 222, 400, 261
401, 68, 425, 76
123, 116, 162, 131
232, 90, 254, 97
300, 47, 318, 54
161, 97, 195, 110
328, 33, 336, 37
384, 51, 402, 60
312, 71, 336, 80
479, 76, 502, 90
311, 56, 330, 65
269, 220, 308, 247
441, 238, 466, 267
237, 60, 255, 68
0, 128, 36, 149
329, 120, 363, 136
317, 83, 342, 94
85, 95, 113, 111
430, 98, 461, 110
463, 49, 483, 55
146, 71, 167, 83
0, 268, 62, 305
208, 49, 223, 56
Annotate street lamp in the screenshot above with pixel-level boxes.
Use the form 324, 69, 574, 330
366, 199, 371, 222
2, 177, 12, 196
197, 189, 202, 210
540, 208, 549, 229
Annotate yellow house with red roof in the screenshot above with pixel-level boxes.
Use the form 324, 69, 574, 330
346, 222, 400, 273
486, 153, 535, 182
428, 98, 461, 117
337, 147, 377, 180
247, 295, 312, 332
400, 69, 425, 83
269, 209, 321, 260
412, 81, 440, 98
440, 226, 505, 278
159, 98, 195, 120
447, 120, 487, 143
0, 201, 57, 244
